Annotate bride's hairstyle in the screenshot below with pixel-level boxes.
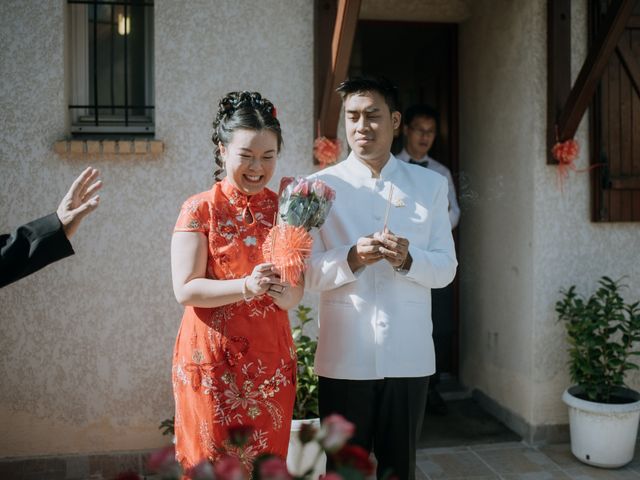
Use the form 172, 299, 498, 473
212, 91, 282, 181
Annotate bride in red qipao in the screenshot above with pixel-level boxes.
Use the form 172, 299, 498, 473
170, 91, 303, 477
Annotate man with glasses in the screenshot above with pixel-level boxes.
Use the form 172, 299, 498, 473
397, 104, 459, 415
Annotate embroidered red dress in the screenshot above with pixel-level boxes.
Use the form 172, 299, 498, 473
172, 178, 296, 474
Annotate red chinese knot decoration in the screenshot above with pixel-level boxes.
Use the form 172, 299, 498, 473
552, 138, 580, 190
313, 136, 341, 167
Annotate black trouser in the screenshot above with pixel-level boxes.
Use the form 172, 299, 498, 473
319, 376, 430, 480
431, 283, 454, 386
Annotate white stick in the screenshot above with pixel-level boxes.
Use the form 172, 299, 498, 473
382, 183, 394, 231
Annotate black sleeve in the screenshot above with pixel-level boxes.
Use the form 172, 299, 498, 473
0, 213, 75, 288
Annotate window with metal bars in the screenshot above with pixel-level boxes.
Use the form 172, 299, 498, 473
68, 0, 154, 134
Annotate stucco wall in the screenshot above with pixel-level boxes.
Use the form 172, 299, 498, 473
458, 0, 538, 430
531, 0, 640, 427
0, 0, 314, 457
459, 0, 640, 433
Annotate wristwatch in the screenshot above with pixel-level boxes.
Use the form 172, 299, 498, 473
394, 255, 411, 274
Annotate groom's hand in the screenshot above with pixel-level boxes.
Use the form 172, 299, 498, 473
377, 229, 411, 270
348, 234, 384, 272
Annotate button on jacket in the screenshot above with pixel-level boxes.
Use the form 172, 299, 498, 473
306, 153, 458, 380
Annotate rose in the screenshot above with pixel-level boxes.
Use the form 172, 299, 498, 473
187, 460, 215, 480
318, 414, 355, 453
279, 176, 295, 196
311, 179, 326, 198
331, 444, 374, 476
214, 455, 245, 480
293, 178, 310, 196
257, 456, 291, 480
323, 182, 336, 201
311, 179, 335, 201
147, 445, 177, 473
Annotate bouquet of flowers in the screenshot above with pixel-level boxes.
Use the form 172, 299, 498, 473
262, 177, 336, 286
141, 415, 380, 480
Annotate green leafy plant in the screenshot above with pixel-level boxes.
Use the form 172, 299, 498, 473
556, 276, 640, 403
292, 304, 319, 419
159, 416, 174, 437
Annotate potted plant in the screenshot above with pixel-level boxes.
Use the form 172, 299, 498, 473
287, 304, 325, 478
556, 276, 640, 468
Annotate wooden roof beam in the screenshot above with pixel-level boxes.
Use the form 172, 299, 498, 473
556, 0, 636, 142
318, 0, 362, 139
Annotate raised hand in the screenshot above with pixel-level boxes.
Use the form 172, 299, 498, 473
56, 167, 102, 238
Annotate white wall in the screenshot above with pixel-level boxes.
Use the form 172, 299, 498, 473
458, 0, 538, 431
0, 0, 314, 457
459, 0, 640, 435
531, 0, 640, 427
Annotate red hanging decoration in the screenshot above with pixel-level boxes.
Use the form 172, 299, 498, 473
552, 138, 580, 191
313, 136, 341, 167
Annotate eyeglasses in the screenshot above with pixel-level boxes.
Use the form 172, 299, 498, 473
407, 125, 436, 138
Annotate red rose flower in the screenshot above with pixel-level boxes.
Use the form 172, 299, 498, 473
293, 178, 310, 196
332, 444, 374, 476
147, 445, 177, 473
257, 456, 291, 480
214, 455, 245, 480
318, 414, 355, 453
187, 459, 215, 480
279, 176, 295, 196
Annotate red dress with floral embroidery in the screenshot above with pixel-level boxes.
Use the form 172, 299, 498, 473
172, 179, 296, 474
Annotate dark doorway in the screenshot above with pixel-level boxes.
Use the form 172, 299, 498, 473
349, 20, 460, 378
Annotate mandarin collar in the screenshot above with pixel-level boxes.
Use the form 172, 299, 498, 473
345, 151, 399, 179
219, 177, 267, 206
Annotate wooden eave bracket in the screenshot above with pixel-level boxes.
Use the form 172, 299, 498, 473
547, 0, 635, 164
318, 0, 362, 140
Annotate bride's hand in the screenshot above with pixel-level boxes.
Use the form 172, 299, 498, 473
244, 263, 278, 297
265, 276, 290, 299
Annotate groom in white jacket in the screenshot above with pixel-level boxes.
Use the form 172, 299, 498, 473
306, 76, 457, 480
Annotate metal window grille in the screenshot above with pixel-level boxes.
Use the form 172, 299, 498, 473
68, 0, 154, 134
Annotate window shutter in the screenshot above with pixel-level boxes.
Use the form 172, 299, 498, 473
591, 1, 640, 221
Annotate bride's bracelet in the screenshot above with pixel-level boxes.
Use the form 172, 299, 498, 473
242, 277, 255, 302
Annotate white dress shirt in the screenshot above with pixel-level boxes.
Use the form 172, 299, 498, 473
306, 153, 458, 380
396, 148, 460, 229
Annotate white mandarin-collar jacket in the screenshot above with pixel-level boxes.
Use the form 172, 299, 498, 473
396, 148, 461, 229
306, 152, 458, 380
